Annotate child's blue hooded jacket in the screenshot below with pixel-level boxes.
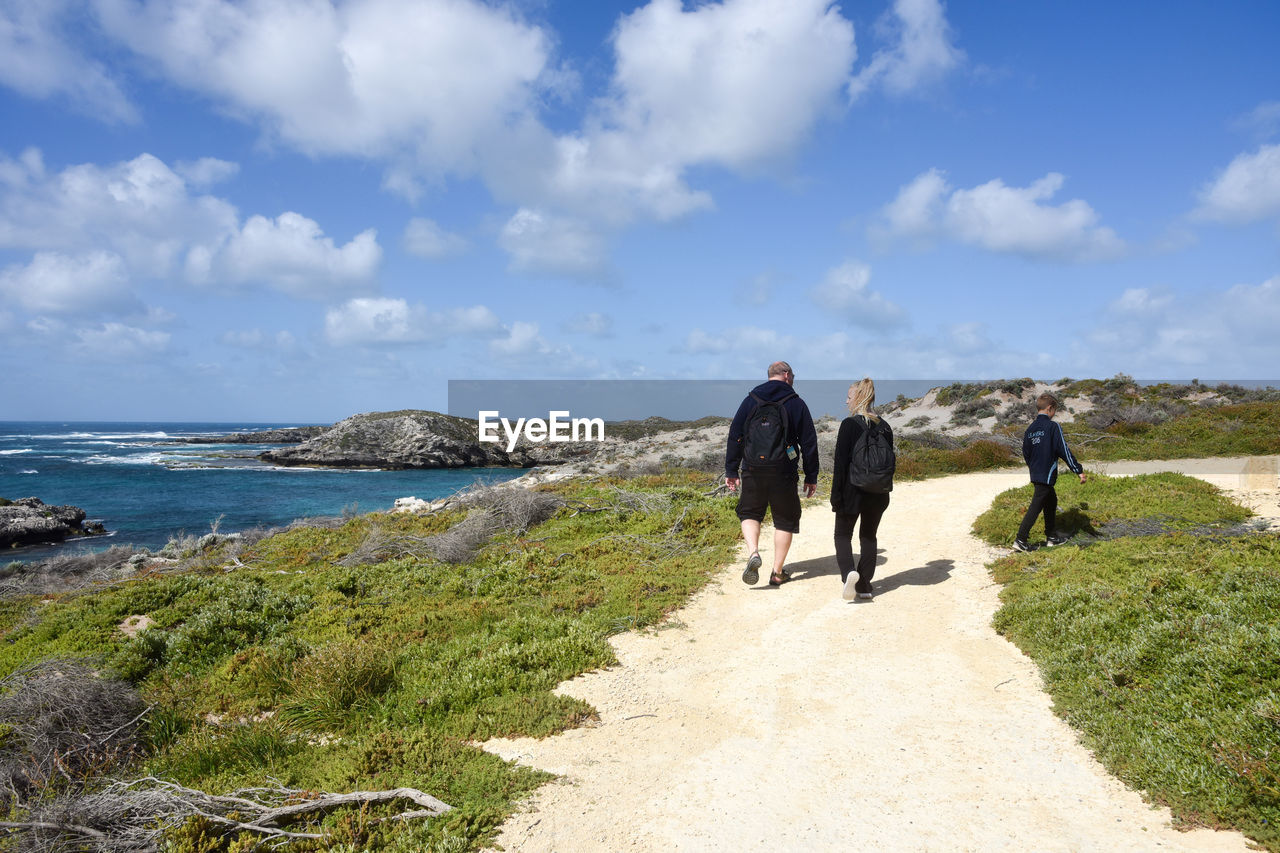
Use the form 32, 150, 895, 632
1022, 413, 1083, 485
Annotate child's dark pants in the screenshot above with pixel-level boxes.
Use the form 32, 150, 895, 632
1017, 482, 1058, 542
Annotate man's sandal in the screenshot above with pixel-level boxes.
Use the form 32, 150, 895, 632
769, 570, 791, 587
742, 552, 762, 585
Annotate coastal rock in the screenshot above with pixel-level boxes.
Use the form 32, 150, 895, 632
393, 497, 436, 513
259, 410, 594, 470
0, 497, 106, 548
179, 426, 329, 444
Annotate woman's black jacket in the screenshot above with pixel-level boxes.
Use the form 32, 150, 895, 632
830, 414, 893, 516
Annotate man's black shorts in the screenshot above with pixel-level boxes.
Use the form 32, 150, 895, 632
735, 467, 802, 533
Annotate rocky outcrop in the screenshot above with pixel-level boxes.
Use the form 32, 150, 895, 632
178, 426, 329, 444
1, 498, 107, 548
258, 410, 594, 469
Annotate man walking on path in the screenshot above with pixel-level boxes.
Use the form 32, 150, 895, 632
725, 361, 819, 586
1015, 392, 1086, 551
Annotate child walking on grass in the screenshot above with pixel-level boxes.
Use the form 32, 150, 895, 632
1014, 392, 1086, 552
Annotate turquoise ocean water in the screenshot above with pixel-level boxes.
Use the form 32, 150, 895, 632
0, 422, 525, 562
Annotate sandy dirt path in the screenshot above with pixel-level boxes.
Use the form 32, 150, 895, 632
483, 456, 1279, 852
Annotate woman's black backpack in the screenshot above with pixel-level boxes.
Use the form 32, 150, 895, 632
847, 415, 895, 493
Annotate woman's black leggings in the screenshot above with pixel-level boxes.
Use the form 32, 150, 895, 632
834, 497, 888, 586
1016, 482, 1058, 542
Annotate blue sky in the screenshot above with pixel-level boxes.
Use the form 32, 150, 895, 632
2, 0, 1278, 422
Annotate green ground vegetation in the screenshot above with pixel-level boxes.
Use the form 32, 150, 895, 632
896, 437, 1016, 481
981, 474, 1280, 849
1064, 401, 1280, 461
0, 470, 741, 850
971, 472, 1253, 547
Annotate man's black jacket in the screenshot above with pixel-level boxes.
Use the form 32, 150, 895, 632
725, 379, 819, 484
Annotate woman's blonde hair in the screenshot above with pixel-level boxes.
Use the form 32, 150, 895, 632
847, 377, 879, 422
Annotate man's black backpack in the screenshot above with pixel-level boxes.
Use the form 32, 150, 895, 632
742, 392, 797, 468
847, 415, 895, 493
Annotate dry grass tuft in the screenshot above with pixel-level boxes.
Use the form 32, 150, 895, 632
0, 546, 148, 598
340, 485, 566, 567
0, 660, 147, 808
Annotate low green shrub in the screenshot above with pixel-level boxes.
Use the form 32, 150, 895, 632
279, 639, 399, 731
896, 437, 1018, 481
0, 470, 741, 849
950, 398, 997, 426
990, 533, 1280, 849
935, 381, 997, 407
1067, 402, 1280, 461
971, 472, 1251, 546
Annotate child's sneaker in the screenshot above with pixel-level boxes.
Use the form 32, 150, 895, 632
1012, 539, 1032, 552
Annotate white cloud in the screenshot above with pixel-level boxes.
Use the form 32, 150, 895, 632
848, 0, 963, 102
879, 167, 947, 237
876, 169, 1125, 261
9, 0, 947, 246
681, 324, 807, 359
202, 213, 381, 297
1232, 101, 1280, 139
522, 0, 857, 224
175, 157, 240, 188
605, 0, 855, 171
402, 217, 468, 258
1077, 276, 1280, 374
0, 0, 136, 122
26, 316, 65, 336
808, 261, 906, 327
0, 150, 237, 275
1194, 143, 1280, 224
73, 322, 171, 360
324, 297, 499, 346
680, 322, 1042, 378
0, 147, 44, 186
94, 0, 554, 181
1, 149, 380, 299
563, 312, 613, 337
682, 328, 732, 355
941, 322, 992, 356
0, 250, 138, 314
9, 0, 878, 273
1221, 275, 1280, 336
487, 320, 596, 373
499, 208, 608, 277
489, 320, 548, 358
1111, 287, 1173, 316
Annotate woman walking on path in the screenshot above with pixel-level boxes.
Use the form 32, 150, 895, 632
831, 378, 893, 601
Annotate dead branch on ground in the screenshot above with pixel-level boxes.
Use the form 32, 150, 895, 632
2, 778, 452, 851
